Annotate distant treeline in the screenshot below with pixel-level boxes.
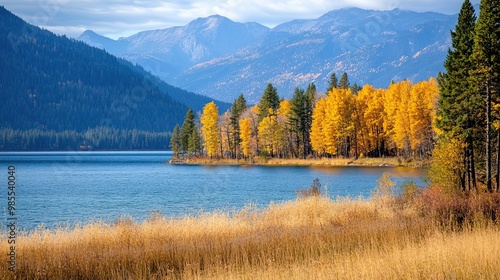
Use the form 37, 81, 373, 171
0, 127, 170, 151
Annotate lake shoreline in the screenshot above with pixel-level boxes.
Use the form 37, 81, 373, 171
169, 156, 428, 168
10, 193, 499, 279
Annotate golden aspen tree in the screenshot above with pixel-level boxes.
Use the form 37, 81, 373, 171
258, 109, 283, 157
343, 89, 356, 157
219, 111, 232, 157
365, 87, 386, 157
326, 88, 355, 157
356, 85, 374, 156
200, 101, 220, 157
277, 100, 292, 158
310, 97, 327, 155
428, 137, 465, 193
239, 118, 252, 158
391, 80, 413, 155
251, 104, 260, 116
319, 88, 354, 157
240, 105, 260, 157
323, 94, 339, 155
383, 82, 401, 152
278, 99, 290, 116
409, 78, 439, 155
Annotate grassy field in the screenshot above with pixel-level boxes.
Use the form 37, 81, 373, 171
1, 184, 499, 279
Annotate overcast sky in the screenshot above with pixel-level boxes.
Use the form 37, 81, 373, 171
3, 0, 479, 39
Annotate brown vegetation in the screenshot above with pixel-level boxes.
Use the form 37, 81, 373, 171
171, 156, 426, 168
2, 179, 499, 279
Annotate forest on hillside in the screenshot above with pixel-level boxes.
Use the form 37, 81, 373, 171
0, 6, 230, 151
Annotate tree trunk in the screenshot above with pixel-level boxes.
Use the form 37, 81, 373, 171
496, 129, 500, 192
486, 79, 492, 192
470, 136, 477, 190
463, 146, 468, 192
302, 131, 306, 159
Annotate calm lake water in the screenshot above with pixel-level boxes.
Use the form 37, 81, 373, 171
0, 151, 426, 230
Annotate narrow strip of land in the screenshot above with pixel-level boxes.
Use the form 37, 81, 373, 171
169, 157, 427, 168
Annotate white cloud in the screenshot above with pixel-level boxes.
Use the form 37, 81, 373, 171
2, 0, 479, 39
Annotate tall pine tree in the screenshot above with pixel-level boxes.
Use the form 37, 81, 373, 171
188, 127, 201, 155
339, 72, 350, 89
289, 84, 315, 158
437, 0, 478, 191
326, 72, 338, 94
471, 0, 500, 191
180, 108, 196, 154
170, 124, 181, 158
230, 94, 247, 158
258, 83, 280, 121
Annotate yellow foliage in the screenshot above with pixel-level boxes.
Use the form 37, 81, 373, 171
392, 80, 413, 151
258, 113, 283, 156
250, 104, 260, 115
310, 98, 327, 155
201, 101, 220, 157
278, 99, 291, 117
383, 81, 402, 150
409, 78, 439, 152
356, 85, 386, 155
324, 88, 355, 156
239, 118, 252, 157
219, 111, 231, 156
428, 137, 465, 192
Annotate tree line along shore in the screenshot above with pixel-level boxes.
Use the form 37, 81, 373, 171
170, 75, 438, 166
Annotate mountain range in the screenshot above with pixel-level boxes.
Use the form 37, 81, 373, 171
0, 6, 229, 150
78, 8, 458, 103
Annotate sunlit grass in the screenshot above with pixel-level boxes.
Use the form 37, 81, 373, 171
1, 189, 499, 279
178, 156, 423, 167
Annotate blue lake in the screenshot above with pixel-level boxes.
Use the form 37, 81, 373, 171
0, 151, 426, 230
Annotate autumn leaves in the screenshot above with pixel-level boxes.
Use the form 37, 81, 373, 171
310, 79, 438, 158
189, 78, 439, 160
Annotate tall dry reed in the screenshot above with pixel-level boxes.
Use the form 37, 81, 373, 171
1, 188, 499, 279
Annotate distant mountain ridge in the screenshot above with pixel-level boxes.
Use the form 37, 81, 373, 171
0, 6, 230, 150
79, 8, 457, 103
80, 15, 270, 83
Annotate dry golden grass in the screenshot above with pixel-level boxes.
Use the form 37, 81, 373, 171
176, 156, 424, 167
210, 228, 500, 280
1, 192, 499, 279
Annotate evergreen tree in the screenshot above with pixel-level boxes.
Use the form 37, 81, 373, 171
350, 83, 362, 95
170, 124, 181, 157
289, 88, 306, 157
180, 108, 195, 153
258, 83, 280, 121
471, 0, 500, 191
437, 0, 478, 191
339, 72, 350, 89
230, 94, 247, 158
188, 127, 201, 155
306, 83, 317, 101
304, 83, 316, 156
326, 72, 338, 94
289, 84, 315, 158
